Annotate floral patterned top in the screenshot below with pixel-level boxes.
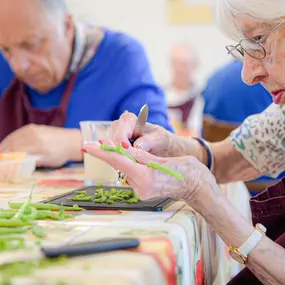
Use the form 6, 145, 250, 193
230, 103, 285, 178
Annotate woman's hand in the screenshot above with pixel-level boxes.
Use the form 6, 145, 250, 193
111, 112, 176, 157
81, 142, 218, 206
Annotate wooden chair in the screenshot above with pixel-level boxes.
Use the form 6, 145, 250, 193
202, 115, 278, 193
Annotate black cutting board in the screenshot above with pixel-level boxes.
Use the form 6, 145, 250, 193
41, 186, 175, 212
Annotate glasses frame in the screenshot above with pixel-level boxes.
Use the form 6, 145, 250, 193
226, 19, 285, 61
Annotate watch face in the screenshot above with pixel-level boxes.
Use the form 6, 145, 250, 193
256, 223, 267, 233
229, 250, 244, 264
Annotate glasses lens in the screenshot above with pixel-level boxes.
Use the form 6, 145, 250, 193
241, 39, 265, 59
226, 45, 244, 62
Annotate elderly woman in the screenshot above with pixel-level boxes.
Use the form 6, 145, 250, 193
82, 0, 285, 284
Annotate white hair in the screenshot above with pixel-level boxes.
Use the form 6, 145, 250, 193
37, 0, 69, 34
213, 0, 285, 40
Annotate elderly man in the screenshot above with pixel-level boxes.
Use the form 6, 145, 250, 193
0, 0, 172, 167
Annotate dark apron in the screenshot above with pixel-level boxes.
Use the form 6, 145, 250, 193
0, 74, 77, 141
227, 178, 285, 285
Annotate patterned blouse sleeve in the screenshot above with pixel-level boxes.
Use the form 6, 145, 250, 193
229, 103, 285, 178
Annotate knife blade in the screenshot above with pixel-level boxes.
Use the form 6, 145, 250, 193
0, 238, 140, 266
129, 104, 149, 146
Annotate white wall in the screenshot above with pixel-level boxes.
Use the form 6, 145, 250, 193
67, 0, 232, 88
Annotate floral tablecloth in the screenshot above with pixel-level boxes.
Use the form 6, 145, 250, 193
0, 165, 251, 285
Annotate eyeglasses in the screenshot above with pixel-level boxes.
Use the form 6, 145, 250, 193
226, 19, 285, 62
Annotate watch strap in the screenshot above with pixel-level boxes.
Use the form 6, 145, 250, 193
239, 229, 264, 257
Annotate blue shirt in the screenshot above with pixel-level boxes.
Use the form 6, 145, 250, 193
0, 29, 173, 132
203, 60, 272, 123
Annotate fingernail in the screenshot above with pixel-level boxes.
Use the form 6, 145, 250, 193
121, 142, 129, 149
98, 140, 103, 145
81, 147, 88, 153
135, 144, 142, 149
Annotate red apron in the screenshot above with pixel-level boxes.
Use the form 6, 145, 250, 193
0, 74, 77, 141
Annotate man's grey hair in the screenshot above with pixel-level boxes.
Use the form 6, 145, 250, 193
38, 0, 68, 14
37, 0, 69, 33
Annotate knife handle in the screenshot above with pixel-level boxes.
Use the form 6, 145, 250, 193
42, 238, 140, 258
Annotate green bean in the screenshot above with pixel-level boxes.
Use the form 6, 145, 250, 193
9, 202, 84, 211
32, 225, 46, 238
72, 196, 92, 202
0, 212, 15, 219
93, 193, 102, 199
21, 207, 37, 222
0, 237, 25, 251
75, 190, 87, 196
97, 183, 103, 187
95, 188, 104, 195
0, 209, 18, 212
58, 204, 65, 220
93, 198, 103, 204
109, 195, 124, 201
116, 145, 137, 163
35, 211, 73, 221
100, 144, 136, 163
46, 198, 51, 203
13, 182, 36, 220
0, 219, 33, 228
0, 227, 30, 235
147, 162, 183, 180
106, 199, 114, 205
126, 197, 140, 204
93, 196, 107, 204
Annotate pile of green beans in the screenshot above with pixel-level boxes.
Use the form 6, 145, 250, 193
70, 188, 140, 205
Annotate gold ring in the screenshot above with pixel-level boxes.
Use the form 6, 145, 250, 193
117, 170, 130, 186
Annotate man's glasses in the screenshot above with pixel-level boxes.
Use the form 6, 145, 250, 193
226, 19, 285, 62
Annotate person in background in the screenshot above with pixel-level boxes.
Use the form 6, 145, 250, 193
165, 44, 203, 137
203, 60, 272, 123
0, 0, 172, 168
203, 60, 284, 193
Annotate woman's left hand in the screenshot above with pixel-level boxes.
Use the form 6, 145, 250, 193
82, 142, 218, 204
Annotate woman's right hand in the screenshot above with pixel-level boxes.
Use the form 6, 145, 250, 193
111, 112, 203, 159
111, 112, 174, 156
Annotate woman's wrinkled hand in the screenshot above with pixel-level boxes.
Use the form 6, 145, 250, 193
111, 112, 175, 156
81, 142, 218, 205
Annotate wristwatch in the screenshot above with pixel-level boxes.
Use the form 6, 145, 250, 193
229, 223, 267, 264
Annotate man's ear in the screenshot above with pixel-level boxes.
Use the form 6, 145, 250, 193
64, 13, 74, 37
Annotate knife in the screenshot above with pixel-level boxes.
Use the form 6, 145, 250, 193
0, 237, 140, 266
129, 104, 149, 146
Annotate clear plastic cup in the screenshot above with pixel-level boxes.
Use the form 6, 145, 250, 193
80, 121, 118, 184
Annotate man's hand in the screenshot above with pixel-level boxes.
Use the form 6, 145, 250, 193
0, 124, 83, 167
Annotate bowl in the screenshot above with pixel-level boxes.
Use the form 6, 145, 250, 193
0, 153, 38, 183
